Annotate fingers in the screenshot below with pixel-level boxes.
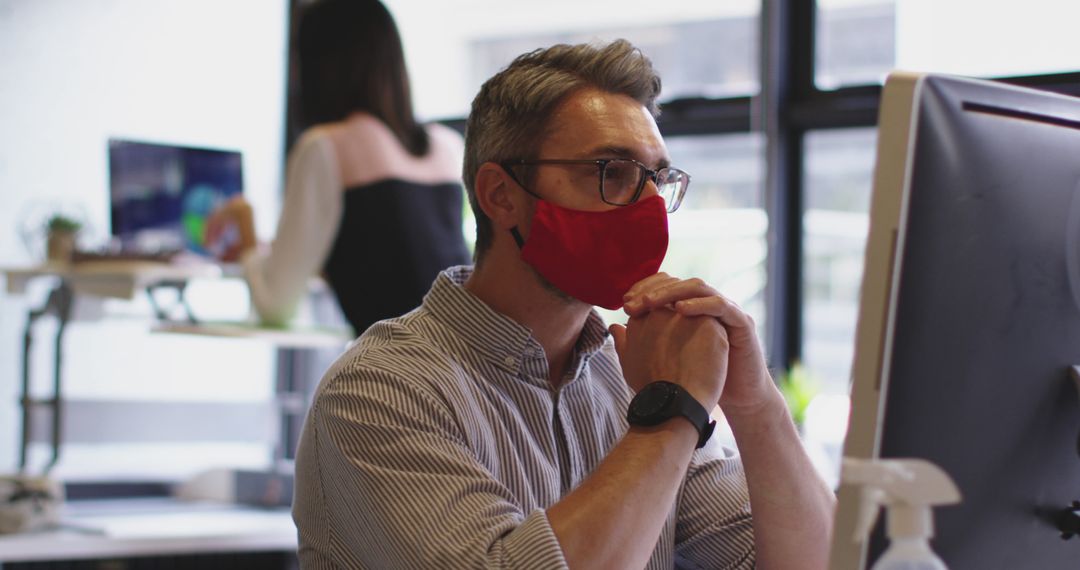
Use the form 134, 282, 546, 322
623, 272, 677, 300
608, 323, 641, 393
624, 277, 720, 317
622, 274, 755, 342
675, 295, 752, 327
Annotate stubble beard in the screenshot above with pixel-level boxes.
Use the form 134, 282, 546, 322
528, 264, 580, 307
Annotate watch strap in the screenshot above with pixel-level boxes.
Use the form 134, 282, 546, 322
628, 381, 716, 449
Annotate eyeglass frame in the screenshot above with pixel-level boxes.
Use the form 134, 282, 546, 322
499, 158, 691, 213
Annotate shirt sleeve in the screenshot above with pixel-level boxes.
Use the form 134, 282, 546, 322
241, 130, 343, 326
674, 438, 757, 569
293, 360, 569, 569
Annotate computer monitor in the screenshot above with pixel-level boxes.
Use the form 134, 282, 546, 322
108, 138, 243, 254
829, 72, 1080, 569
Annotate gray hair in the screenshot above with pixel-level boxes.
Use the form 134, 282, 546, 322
462, 39, 662, 260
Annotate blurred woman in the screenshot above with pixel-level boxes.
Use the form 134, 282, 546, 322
207, 0, 470, 335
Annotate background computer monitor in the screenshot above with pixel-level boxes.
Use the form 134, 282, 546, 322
108, 138, 243, 254
829, 72, 1080, 569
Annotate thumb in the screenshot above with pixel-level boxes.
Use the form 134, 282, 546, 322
608, 323, 627, 359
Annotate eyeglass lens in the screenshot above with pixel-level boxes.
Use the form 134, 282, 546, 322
600, 160, 687, 212
599, 161, 642, 205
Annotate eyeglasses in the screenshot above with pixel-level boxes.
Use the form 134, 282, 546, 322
500, 158, 691, 213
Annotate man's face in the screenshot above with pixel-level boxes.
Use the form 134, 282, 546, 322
526, 87, 670, 212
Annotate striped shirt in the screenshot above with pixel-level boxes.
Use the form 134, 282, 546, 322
293, 266, 755, 569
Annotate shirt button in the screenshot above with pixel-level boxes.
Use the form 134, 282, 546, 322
503, 356, 516, 367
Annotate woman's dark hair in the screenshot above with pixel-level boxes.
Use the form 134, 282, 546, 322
298, 0, 428, 156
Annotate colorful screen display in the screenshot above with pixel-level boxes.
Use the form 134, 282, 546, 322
108, 138, 243, 254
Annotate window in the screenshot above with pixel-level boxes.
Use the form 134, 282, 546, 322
801, 128, 876, 397
817, 0, 1080, 90
816, 0, 895, 89
385, 0, 761, 119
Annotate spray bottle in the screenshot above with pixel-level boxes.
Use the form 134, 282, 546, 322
841, 457, 961, 570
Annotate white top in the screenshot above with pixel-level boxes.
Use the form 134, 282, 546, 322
241, 114, 464, 326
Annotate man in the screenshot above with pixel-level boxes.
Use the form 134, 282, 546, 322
293, 40, 835, 569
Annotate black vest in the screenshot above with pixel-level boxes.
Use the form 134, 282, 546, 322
322, 179, 472, 334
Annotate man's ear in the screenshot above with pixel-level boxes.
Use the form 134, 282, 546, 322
474, 162, 526, 230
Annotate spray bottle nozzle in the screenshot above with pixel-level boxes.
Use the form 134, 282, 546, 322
841, 458, 961, 543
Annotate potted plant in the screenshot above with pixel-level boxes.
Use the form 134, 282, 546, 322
44, 214, 82, 262
777, 361, 820, 435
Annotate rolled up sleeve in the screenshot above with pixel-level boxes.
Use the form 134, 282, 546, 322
674, 439, 756, 569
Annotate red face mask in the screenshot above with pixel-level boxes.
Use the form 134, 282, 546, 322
512, 194, 669, 310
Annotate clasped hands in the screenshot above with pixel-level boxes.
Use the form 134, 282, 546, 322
608, 273, 775, 422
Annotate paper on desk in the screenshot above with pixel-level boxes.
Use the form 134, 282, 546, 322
71, 509, 294, 539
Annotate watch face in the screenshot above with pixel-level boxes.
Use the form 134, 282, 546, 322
630, 382, 676, 419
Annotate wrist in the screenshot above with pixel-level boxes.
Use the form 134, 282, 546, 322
626, 418, 698, 448
627, 381, 716, 449
675, 379, 721, 415
723, 385, 790, 435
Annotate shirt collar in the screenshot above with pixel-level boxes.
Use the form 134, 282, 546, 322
423, 266, 611, 378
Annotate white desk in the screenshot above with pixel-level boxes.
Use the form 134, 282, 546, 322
2, 260, 351, 473
154, 321, 352, 350
153, 319, 352, 467
3, 259, 223, 300
0, 499, 296, 563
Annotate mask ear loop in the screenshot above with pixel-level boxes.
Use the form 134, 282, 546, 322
510, 227, 526, 248
503, 163, 537, 249
501, 162, 539, 251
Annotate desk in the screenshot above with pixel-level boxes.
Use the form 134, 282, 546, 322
0, 498, 296, 567
154, 321, 351, 350
152, 321, 351, 467
2, 260, 351, 474
4, 260, 223, 302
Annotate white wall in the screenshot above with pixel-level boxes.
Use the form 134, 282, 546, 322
0, 0, 288, 480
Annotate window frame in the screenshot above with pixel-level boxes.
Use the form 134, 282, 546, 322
656, 1, 1080, 373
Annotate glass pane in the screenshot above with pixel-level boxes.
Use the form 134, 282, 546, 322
816, 0, 896, 89
384, 0, 761, 120
802, 128, 875, 394
800, 127, 876, 485
818, 0, 1080, 89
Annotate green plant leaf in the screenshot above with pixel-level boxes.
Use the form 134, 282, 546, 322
777, 361, 820, 427
46, 214, 82, 233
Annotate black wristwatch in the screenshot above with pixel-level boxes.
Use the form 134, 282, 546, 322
626, 381, 716, 449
